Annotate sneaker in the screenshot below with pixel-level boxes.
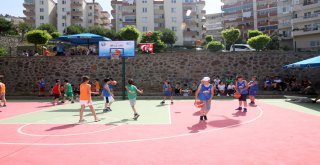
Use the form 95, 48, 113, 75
227, 94, 230, 96
133, 114, 140, 120
243, 108, 247, 112
200, 116, 204, 121
235, 107, 242, 110
103, 109, 108, 113
203, 115, 207, 120
171, 101, 174, 105
107, 107, 112, 112
61, 101, 65, 104
3, 105, 6, 107
71, 101, 74, 104
160, 101, 165, 104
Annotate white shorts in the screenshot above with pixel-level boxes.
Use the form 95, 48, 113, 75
80, 100, 93, 106
129, 99, 136, 107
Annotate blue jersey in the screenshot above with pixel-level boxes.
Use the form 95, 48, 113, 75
39, 80, 45, 88
249, 81, 258, 91
109, 84, 113, 90
237, 81, 248, 94
163, 84, 171, 92
102, 84, 111, 97
198, 84, 213, 101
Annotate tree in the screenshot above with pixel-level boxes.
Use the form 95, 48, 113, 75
18, 22, 33, 41
206, 41, 224, 52
267, 33, 280, 50
105, 29, 119, 40
66, 25, 85, 35
248, 30, 263, 39
26, 30, 52, 52
161, 28, 177, 49
37, 24, 57, 34
51, 31, 62, 39
87, 26, 107, 36
221, 28, 240, 52
118, 25, 140, 42
0, 47, 7, 56
247, 34, 271, 51
140, 31, 167, 53
0, 18, 14, 35
205, 35, 214, 43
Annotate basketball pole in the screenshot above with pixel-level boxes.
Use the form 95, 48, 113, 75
122, 57, 126, 100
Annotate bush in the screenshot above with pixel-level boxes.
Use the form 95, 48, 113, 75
206, 41, 224, 52
140, 31, 167, 53
37, 24, 57, 34
66, 25, 85, 35
26, 30, 52, 51
0, 47, 7, 56
118, 25, 140, 42
51, 32, 62, 39
248, 30, 263, 39
221, 28, 240, 52
247, 34, 271, 51
205, 35, 214, 43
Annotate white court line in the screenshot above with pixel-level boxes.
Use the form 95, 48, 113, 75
168, 104, 172, 125
0, 106, 264, 146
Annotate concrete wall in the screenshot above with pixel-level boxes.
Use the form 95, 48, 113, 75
0, 51, 319, 95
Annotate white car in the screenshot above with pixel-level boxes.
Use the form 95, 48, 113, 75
229, 44, 256, 52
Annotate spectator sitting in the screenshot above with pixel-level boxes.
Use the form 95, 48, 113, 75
225, 76, 234, 85
217, 81, 226, 96
283, 75, 290, 91
190, 82, 198, 95
34, 51, 39, 56
55, 42, 65, 56
213, 76, 221, 89
272, 76, 284, 91
174, 82, 181, 96
264, 76, 272, 90
180, 84, 191, 96
227, 82, 236, 96
300, 76, 312, 94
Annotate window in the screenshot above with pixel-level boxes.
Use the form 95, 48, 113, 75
62, 23, 65, 27
171, 8, 176, 13
171, 0, 176, 3
310, 41, 316, 47
282, 7, 287, 13
62, 15, 66, 19
62, 8, 65, 12
89, 6, 92, 10
142, 17, 148, 23
159, 6, 164, 10
40, 0, 44, 5
40, 16, 44, 20
88, 13, 92, 16
172, 17, 177, 22
143, 8, 147, 13
89, 19, 92, 23
40, 8, 44, 12
143, 26, 148, 32
118, 6, 122, 11
142, 0, 147, 3
172, 26, 177, 31
62, 0, 66, 4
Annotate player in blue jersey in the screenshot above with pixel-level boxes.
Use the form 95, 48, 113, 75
161, 80, 173, 105
235, 75, 249, 112
195, 77, 214, 121
248, 76, 258, 107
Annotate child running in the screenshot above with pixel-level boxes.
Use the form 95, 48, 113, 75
161, 80, 173, 105
235, 75, 249, 112
248, 76, 258, 107
125, 79, 144, 120
102, 78, 113, 112
0, 79, 7, 107
62, 80, 74, 103
79, 76, 100, 123
195, 77, 214, 121
52, 79, 61, 105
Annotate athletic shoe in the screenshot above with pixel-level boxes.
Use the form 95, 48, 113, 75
243, 108, 247, 112
71, 101, 74, 104
103, 109, 109, 113
235, 107, 242, 110
133, 114, 140, 120
61, 101, 65, 104
171, 101, 174, 105
204, 115, 207, 120
200, 116, 204, 121
227, 94, 230, 96
3, 105, 6, 107
107, 107, 112, 112
160, 101, 165, 104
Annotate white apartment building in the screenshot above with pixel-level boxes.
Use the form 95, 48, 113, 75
24, 0, 57, 27
111, 0, 206, 46
205, 13, 223, 41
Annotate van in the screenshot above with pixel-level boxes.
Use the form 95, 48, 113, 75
229, 44, 256, 52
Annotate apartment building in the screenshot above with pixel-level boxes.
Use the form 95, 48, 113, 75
23, 0, 111, 34
111, 0, 206, 46
277, 0, 293, 49
222, 0, 277, 40
23, 0, 57, 27
205, 13, 223, 41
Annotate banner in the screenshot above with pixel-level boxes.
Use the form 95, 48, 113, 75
138, 43, 154, 54
99, 41, 135, 58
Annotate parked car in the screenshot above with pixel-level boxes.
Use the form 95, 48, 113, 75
229, 44, 256, 52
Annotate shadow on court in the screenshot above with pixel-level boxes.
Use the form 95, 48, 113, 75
207, 116, 241, 128
232, 111, 247, 117
107, 119, 135, 124
45, 124, 78, 131
289, 102, 320, 112
187, 122, 207, 133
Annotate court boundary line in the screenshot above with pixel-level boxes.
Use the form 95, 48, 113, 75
0, 106, 264, 146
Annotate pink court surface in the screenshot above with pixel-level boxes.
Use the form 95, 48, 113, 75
0, 99, 320, 165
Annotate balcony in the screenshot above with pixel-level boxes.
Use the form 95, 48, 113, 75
292, 13, 320, 24
277, 12, 291, 18
154, 18, 164, 22
71, 17, 83, 23
71, 2, 82, 7
223, 18, 242, 23
278, 22, 292, 29
183, 31, 197, 36
293, 28, 320, 36
293, 2, 320, 11
154, 9, 164, 15
201, 10, 206, 14
23, 2, 34, 8
122, 12, 135, 16
23, 10, 35, 16
123, 22, 136, 26
71, 11, 82, 16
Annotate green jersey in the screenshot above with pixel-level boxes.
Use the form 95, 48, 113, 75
65, 83, 73, 93
126, 84, 137, 99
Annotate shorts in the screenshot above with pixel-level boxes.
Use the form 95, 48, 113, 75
249, 90, 257, 96
129, 98, 136, 106
80, 100, 93, 106
239, 94, 248, 101
66, 92, 73, 97
104, 96, 109, 103
0, 94, 5, 100
96, 89, 100, 93
201, 100, 211, 111
164, 91, 172, 96
53, 94, 60, 99
39, 87, 45, 92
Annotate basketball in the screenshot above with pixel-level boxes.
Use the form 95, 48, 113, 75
194, 100, 204, 108
111, 81, 117, 85
234, 92, 241, 99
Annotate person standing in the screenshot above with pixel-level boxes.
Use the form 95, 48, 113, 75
38, 78, 46, 97
0, 79, 7, 107
125, 79, 144, 120
62, 80, 74, 104
248, 76, 258, 107
51, 80, 61, 105
235, 76, 249, 112
161, 80, 173, 105
195, 77, 214, 121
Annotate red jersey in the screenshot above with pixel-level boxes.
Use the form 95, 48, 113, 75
52, 83, 60, 94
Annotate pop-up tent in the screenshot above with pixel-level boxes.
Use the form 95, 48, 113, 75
283, 55, 320, 69
55, 33, 111, 45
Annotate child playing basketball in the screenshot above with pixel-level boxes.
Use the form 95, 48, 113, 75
94, 79, 101, 96
62, 80, 74, 104
102, 78, 113, 112
79, 76, 100, 123
125, 79, 144, 120
248, 76, 258, 107
195, 77, 214, 121
235, 75, 249, 112
52, 79, 61, 105
161, 80, 173, 105
0, 79, 7, 107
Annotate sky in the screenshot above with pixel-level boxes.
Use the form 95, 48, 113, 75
0, 0, 222, 17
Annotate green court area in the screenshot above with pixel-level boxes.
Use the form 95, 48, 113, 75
0, 100, 171, 124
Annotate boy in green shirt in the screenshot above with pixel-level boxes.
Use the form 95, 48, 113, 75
63, 80, 74, 103
125, 79, 143, 120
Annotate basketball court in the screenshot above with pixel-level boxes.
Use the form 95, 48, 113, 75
0, 99, 319, 165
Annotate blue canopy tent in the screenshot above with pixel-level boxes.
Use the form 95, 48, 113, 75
283, 55, 320, 69
55, 33, 111, 46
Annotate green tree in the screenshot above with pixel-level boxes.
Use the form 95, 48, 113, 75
161, 28, 177, 49
248, 30, 263, 39
66, 25, 85, 35
247, 34, 271, 51
267, 33, 280, 50
51, 31, 62, 39
140, 31, 167, 53
18, 22, 33, 41
37, 24, 57, 34
87, 26, 107, 36
0, 47, 7, 56
205, 35, 214, 43
221, 28, 240, 52
206, 41, 224, 52
26, 30, 52, 52
118, 25, 140, 42
0, 18, 14, 35
105, 29, 119, 40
